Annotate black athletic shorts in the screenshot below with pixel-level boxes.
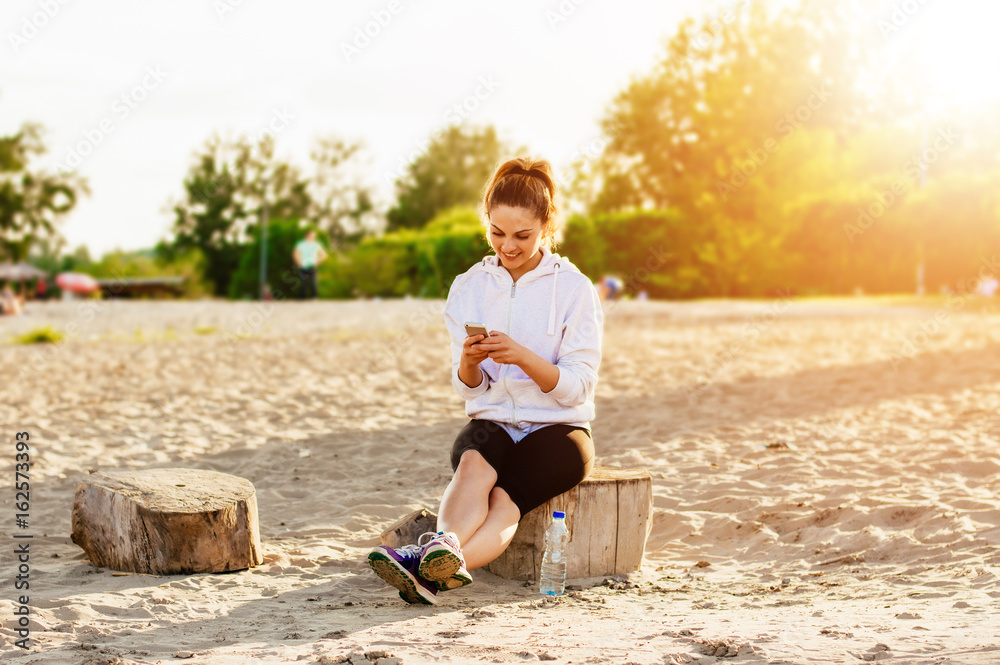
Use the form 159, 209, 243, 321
450, 419, 595, 519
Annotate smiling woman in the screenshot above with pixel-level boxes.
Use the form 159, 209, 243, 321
367, 156, 604, 605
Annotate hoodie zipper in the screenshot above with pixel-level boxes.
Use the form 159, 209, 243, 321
503, 281, 517, 429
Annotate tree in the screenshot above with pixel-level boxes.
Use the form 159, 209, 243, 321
0, 122, 88, 261
581, 0, 883, 295
386, 125, 512, 231
227, 218, 319, 300
163, 133, 310, 297
306, 137, 380, 250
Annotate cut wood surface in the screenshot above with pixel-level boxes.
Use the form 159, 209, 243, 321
380, 467, 653, 581
70, 467, 264, 575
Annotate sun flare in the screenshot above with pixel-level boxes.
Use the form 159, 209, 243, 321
878, 0, 1000, 112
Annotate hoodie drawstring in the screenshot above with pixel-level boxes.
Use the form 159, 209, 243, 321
547, 262, 560, 336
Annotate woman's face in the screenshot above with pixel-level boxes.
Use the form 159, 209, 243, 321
488, 205, 547, 275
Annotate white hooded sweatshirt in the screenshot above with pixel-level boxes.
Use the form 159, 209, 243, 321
441, 245, 604, 443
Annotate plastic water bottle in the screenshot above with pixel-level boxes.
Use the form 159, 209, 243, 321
539, 511, 569, 596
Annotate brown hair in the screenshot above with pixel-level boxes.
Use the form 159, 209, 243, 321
481, 157, 560, 248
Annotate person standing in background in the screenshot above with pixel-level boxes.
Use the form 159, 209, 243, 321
293, 229, 327, 300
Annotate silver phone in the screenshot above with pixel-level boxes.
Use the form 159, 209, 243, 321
464, 322, 489, 341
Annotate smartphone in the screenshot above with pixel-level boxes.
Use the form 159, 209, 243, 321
464, 322, 489, 341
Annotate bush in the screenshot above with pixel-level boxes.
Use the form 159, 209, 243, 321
90, 247, 213, 299
229, 219, 324, 300
318, 206, 491, 299
562, 209, 695, 297
16, 326, 65, 344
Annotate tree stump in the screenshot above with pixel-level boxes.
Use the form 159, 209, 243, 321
380, 508, 437, 549
379, 467, 653, 581
486, 467, 653, 580
71, 468, 264, 575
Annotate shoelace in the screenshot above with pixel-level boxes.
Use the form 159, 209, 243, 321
415, 531, 440, 551
415, 531, 463, 553
397, 542, 424, 556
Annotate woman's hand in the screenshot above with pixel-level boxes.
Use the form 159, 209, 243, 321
461, 334, 491, 366
476, 331, 525, 366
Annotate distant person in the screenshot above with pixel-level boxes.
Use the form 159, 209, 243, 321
36, 277, 47, 301
367, 157, 603, 604
979, 276, 998, 298
293, 230, 327, 300
1, 284, 23, 316
596, 274, 624, 301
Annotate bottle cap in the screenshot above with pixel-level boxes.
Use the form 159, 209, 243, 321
553, 511, 566, 519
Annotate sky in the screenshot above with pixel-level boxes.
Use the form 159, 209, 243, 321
4, 0, 999, 258
2, 0, 706, 257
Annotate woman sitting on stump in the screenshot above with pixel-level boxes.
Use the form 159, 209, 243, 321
368, 157, 604, 604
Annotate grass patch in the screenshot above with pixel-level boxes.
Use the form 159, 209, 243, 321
15, 326, 65, 344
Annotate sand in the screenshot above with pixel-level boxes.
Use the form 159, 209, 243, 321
1, 296, 999, 664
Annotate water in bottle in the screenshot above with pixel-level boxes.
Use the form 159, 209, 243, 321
539, 510, 569, 596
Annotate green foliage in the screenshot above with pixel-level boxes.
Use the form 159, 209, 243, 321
228, 218, 322, 300
568, 0, 1000, 297
386, 125, 511, 231
562, 210, 697, 298
319, 206, 491, 298
86, 247, 212, 298
0, 122, 88, 261
164, 134, 312, 297
163, 133, 377, 297
16, 326, 64, 345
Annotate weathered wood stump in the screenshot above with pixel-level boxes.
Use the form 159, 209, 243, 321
71, 468, 264, 575
380, 508, 437, 549
487, 467, 653, 580
379, 466, 653, 581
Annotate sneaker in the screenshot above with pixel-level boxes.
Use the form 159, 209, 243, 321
418, 531, 465, 584
435, 564, 473, 591
367, 543, 438, 605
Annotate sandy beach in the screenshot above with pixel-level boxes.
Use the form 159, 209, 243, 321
2, 297, 999, 664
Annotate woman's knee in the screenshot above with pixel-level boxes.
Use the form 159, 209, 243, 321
488, 486, 521, 519
456, 449, 498, 483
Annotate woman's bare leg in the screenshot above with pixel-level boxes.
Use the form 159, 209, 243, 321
461, 486, 521, 570
435, 450, 521, 570
436, 450, 496, 545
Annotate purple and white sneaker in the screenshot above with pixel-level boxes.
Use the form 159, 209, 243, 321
418, 531, 465, 585
368, 543, 438, 605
